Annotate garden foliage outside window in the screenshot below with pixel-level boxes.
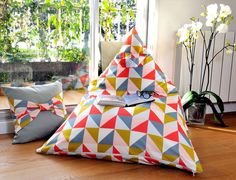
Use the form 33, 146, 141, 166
0, 0, 137, 91
99, 0, 136, 41
0, 0, 90, 89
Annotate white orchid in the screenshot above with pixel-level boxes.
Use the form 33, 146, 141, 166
191, 21, 203, 32
201, 3, 232, 30
206, 4, 218, 26
216, 23, 228, 33
177, 25, 189, 43
206, 4, 218, 18
219, 4, 232, 19
206, 19, 213, 27
191, 21, 202, 39
177, 21, 202, 44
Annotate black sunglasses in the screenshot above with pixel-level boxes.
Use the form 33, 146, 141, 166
136, 91, 154, 99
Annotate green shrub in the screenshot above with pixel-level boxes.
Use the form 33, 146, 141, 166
0, 72, 9, 83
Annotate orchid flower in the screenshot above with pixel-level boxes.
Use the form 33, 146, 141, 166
219, 4, 232, 19
206, 4, 218, 27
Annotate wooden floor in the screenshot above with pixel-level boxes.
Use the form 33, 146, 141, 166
0, 116, 236, 180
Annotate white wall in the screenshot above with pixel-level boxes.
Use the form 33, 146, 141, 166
149, 0, 236, 81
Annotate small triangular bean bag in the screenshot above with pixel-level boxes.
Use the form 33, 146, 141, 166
37, 27, 203, 174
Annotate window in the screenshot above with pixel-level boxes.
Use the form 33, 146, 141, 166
0, 0, 145, 99
0, 0, 90, 88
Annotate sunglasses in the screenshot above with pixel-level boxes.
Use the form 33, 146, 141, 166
136, 91, 154, 99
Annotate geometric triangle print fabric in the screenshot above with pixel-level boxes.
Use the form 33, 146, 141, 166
37, 28, 203, 174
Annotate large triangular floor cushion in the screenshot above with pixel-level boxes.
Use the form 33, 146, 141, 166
37, 28, 203, 174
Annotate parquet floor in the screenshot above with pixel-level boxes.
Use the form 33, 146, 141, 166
0, 114, 236, 180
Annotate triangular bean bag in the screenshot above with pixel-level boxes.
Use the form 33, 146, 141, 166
37, 27, 203, 174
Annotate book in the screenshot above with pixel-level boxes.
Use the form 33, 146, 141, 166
97, 94, 154, 107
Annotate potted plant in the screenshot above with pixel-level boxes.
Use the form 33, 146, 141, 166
177, 4, 235, 126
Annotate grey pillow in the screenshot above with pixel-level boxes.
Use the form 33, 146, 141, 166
3, 81, 67, 144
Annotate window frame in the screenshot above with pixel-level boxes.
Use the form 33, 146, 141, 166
89, 0, 99, 80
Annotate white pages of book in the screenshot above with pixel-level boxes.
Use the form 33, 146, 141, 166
96, 95, 126, 107
97, 94, 154, 107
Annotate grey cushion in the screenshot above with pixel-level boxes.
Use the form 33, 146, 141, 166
3, 81, 66, 144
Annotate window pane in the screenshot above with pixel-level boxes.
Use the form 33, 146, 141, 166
99, 0, 136, 41
98, 0, 137, 74
0, 0, 90, 91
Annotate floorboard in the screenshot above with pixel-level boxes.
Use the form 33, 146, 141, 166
0, 116, 236, 180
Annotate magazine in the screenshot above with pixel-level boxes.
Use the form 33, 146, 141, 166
97, 94, 154, 107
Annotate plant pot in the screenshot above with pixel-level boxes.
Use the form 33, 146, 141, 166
188, 102, 206, 125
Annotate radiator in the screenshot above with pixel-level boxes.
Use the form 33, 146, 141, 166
178, 31, 236, 103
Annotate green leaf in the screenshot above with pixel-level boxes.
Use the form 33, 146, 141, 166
181, 91, 199, 112
182, 98, 196, 112
201, 96, 227, 127
181, 91, 199, 105
200, 91, 224, 113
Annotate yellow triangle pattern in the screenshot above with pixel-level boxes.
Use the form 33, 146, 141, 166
154, 102, 166, 112
162, 154, 179, 162
129, 147, 143, 155
98, 144, 112, 153
116, 90, 126, 96
79, 104, 91, 114
164, 114, 177, 124
86, 128, 99, 142
149, 134, 163, 152
103, 155, 112, 161
130, 78, 142, 90
106, 77, 116, 89
157, 81, 168, 93
68, 142, 81, 152
133, 45, 143, 54
62, 129, 72, 142
143, 56, 153, 65
20, 119, 31, 128
103, 106, 117, 113
116, 129, 130, 145
133, 106, 149, 116
40, 145, 52, 153
181, 144, 195, 161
